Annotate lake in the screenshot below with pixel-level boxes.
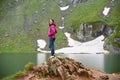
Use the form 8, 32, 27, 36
0, 53, 120, 79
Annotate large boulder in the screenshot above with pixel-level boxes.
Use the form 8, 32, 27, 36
16, 57, 120, 80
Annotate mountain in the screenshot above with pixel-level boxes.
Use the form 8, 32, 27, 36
65, 0, 120, 53
0, 0, 64, 53
0, 0, 120, 53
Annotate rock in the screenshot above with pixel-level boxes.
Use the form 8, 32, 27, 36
34, 20, 37, 24
71, 0, 88, 7
100, 75, 109, 80
35, 10, 38, 14
77, 68, 93, 78
105, 44, 120, 53
15, 0, 19, 2
57, 65, 66, 80
76, 23, 114, 42
16, 57, 120, 80
5, 34, 9, 37
115, 38, 120, 45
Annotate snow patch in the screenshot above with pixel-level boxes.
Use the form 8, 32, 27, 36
37, 32, 109, 54
37, 39, 46, 49
103, 7, 110, 16
59, 5, 69, 11
59, 26, 64, 29
56, 34, 108, 54
37, 48, 50, 53
64, 32, 82, 46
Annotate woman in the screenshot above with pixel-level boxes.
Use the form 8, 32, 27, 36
48, 19, 57, 57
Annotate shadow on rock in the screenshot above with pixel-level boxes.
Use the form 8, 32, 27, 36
16, 57, 120, 80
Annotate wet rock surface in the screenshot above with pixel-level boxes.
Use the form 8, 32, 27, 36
16, 57, 120, 80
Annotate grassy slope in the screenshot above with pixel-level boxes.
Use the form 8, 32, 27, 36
0, 0, 65, 53
105, 0, 120, 48
106, 0, 120, 26
66, 0, 109, 29
65, 0, 120, 48
0, 0, 120, 53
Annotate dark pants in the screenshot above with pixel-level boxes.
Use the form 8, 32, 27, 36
49, 38, 55, 56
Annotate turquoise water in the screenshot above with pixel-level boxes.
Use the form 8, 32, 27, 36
37, 53, 120, 73
0, 53, 120, 79
0, 53, 36, 79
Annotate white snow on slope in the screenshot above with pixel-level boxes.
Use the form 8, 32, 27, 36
55, 32, 108, 54
59, 26, 64, 29
64, 32, 82, 46
103, 7, 110, 16
59, 5, 69, 11
37, 32, 108, 54
37, 39, 46, 49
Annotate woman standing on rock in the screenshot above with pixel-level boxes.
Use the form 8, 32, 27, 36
48, 19, 57, 58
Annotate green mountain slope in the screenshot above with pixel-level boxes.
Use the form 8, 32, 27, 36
0, 0, 120, 53
65, 0, 120, 52
105, 0, 120, 48
0, 0, 66, 53
66, 0, 109, 29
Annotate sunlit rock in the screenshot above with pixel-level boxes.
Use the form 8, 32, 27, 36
15, 57, 120, 80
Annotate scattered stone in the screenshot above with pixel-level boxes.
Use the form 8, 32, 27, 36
34, 20, 37, 24
5, 34, 9, 37
35, 11, 38, 14
15, 0, 19, 2
115, 38, 120, 45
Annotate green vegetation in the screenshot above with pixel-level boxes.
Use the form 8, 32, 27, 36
1, 71, 26, 80
1, 0, 120, 79
24, 62, 34, 72
65, 0, 120, 49
104, 0, 120, 48
66, 0, 109, 29
1, 62, 35, 80
0, 0, 64, 53
55, 29, 67, 49
0, 0, 120, 53
66, 0, 120, 29
106, 26, 120, 48
106, 0, 120, 26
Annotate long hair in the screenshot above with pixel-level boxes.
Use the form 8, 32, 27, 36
51, 19, 54, 23
49, 19, 56, 26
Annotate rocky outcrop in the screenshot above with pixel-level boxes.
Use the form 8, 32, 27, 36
76, 24, 93, 41
16, 57, 120, 80
69, 23, 114, 42
105, 39, 120, 54
106, 45, 120, 53
115, 38, 120, 45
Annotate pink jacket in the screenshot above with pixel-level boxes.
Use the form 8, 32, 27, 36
48, 24, 57, 38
